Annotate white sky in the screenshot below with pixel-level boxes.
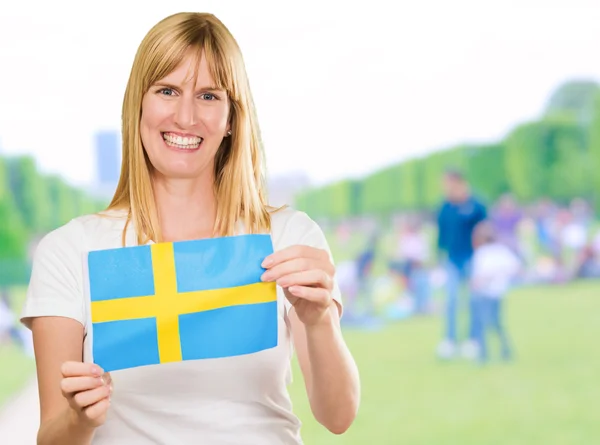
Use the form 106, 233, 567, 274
0, 0, 599, 187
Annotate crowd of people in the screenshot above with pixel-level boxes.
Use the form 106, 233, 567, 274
333, 170, 600, 364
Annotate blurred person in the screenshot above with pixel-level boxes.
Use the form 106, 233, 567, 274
0, 289, 15, 344
20, 13, 359, 445
569, 197, 592, 229
0, 289, 30, 352
395, 217, 431, 314
351, 232, 382, 326
470, 221, 521, 363
435, 169, 487, 359
574, 243, 600, 279
593, 230, 600, 256
335, 259, 360, 320
551, 208, 576, 282
490, 193, 523, 256
533, 198, 556, 255
560, 210, 588, 271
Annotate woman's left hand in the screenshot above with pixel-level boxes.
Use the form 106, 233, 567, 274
261, 245, 336, 326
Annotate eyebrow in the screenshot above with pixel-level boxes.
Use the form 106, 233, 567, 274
154, 82, 223, 92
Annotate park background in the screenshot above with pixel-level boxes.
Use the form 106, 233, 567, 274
1, 1, 599, 444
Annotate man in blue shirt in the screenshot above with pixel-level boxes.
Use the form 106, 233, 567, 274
436, 169, 487, 359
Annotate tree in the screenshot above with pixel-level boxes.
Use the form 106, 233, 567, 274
587, 91, 600, 213
544, 80, 600, 124
6, 155, 53, 234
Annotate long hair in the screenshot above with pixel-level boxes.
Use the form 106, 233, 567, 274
107, 12, 272, 245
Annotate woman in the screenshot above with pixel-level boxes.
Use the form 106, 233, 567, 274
21, 12, 360, 444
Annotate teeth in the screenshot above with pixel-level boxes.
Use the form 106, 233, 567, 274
163, 133, 202, 149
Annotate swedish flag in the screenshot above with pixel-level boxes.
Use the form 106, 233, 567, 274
87, 234, 278, 372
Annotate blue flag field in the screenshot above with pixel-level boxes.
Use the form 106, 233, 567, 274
86, 234, 278, 372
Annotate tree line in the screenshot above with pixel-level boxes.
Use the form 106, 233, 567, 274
294, 80, 600, 219
0, 155, 107, 285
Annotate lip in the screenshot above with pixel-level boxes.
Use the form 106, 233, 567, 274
161, 131, 202, 138
161, 133, 203, 153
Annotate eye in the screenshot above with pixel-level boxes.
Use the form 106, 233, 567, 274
157, 88, 176, 96
200, 92, 217, 101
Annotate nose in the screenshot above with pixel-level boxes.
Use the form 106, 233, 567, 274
173, 96, 197, 128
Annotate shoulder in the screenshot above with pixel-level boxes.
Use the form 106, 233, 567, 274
33, 218, 86, 262
33, 210, 128, 262
269, 206, 327, 251
270, 206, 318, 234
438, 201, 450, 213
470, 196, 487, 211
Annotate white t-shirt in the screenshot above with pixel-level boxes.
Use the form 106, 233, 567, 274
471, 243, 521, 298
21, 207, 342, 445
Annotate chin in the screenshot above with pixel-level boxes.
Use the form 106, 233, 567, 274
153, 162, 212, 181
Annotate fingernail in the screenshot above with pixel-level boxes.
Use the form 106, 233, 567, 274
92, 366, 103, 376
261, 257, 272, 268
261, 272, 271, 282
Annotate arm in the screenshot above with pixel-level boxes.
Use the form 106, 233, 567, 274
20, 223, 111, 444
261, 213, 360, 433
289, 303, 359, 434
32, 317, 100, 445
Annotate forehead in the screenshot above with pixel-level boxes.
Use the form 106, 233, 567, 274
157, 51, 218, 88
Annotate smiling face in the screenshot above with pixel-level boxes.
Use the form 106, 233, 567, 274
140, 50, 231, 181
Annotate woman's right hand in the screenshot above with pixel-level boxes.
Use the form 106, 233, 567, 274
60, 362, 112, 429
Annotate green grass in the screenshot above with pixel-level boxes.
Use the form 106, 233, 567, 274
288, 280, 600, 445
1, 282, 598, 444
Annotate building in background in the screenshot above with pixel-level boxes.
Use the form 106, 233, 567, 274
94, 130, 121, 198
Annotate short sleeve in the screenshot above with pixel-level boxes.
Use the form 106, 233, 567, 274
21, 219, 86, 329
272, 209, 343, 318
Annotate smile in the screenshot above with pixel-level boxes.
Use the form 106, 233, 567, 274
162, 132, 203, 150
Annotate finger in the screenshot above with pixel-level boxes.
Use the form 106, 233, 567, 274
61, 376, 105, 395
61, 362, 104, 378
82, 398, 110, 422
72, 385, 112, 409
101, 372, 113, 388
261, 258, 314, 282
262, 245, 324, 268
276, 269, 333, 290
288, 286, 332, 305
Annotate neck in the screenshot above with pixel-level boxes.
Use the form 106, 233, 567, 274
152, 173, 217, 242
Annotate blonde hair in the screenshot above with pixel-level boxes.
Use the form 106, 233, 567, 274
107, 12, 272, 245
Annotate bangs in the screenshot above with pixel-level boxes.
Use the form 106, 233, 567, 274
142, 17, 240, 101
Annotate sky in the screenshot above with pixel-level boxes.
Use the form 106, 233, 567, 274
1, 0, 600, 188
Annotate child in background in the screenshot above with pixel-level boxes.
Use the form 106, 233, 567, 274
470, 221, 521, 363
